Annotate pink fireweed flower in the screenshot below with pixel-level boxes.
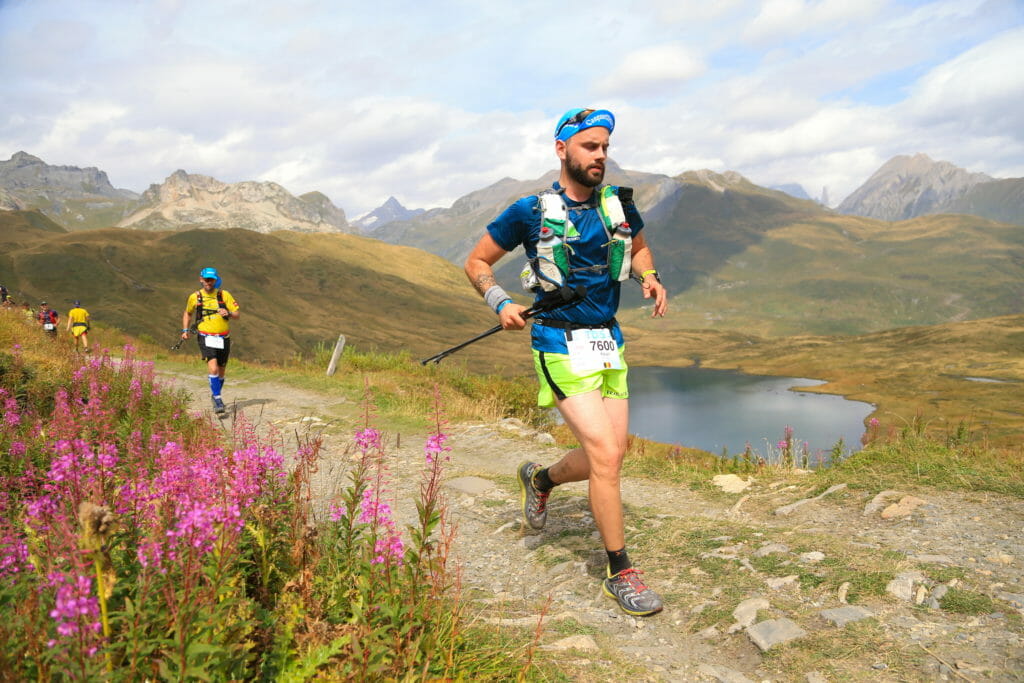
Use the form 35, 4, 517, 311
359, 488, 405, 564
328, 503, 347, 522
869, 417, 880, 427
372, 534, 405, 565
47, 572, 101, 641
355, 428, 382, 454
3, 397, 20, 427
777, 440, 787, 449
359, 488, 393, 526
424, 432, 450, 464
0, 533, 32, 578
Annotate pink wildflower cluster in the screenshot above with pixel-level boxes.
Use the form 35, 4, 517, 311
0, 488, 33, 580
424, 432, 450, 464
123, 439, 284, 571
47, 572, 101, 642
3, 350, 288, 660
355, 427, 382, 454
360, 488, 404, 565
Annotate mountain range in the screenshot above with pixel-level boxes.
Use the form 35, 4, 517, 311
2, 150, 1022, 343
0, 152, 352, 234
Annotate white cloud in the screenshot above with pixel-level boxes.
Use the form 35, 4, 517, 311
904, 26, 1024, 136
1, 0, 1022, 215
742, 0, 885, 45
593, 44, 706, 99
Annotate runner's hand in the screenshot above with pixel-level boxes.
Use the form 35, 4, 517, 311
181, 331, 190, 340
643, 278, 668, 318
499, 303, 528, 330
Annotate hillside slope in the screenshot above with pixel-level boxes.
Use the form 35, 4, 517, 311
623, 211, 1024, 336
0, 214, 529, 368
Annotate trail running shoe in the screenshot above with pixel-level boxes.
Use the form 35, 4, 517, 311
213, 396, 226, 415
517, 461, 549, 530
603, 567, 664, 616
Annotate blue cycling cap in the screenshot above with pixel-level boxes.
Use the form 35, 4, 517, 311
199, 267, 222, 288
554, 108, 615, 141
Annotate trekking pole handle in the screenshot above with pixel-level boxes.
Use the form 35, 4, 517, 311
419, 285, 587, 365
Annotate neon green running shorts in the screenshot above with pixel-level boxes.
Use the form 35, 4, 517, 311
532, 346, 629, 408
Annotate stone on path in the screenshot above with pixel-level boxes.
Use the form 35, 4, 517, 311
697, 663, 756, 682
746, 618, 807, 651
728, 597, 769, 633
544, 634, 598, 652
766, 575, 800, 590
863, 490, 902, 516
880, 495, 927, 519
805, 672, 829, 683
712, 474, 753, 493
886, 571, 925, 602
820, 606, 874, 627
445, 476, 495, 496
753, 542, 789, 558
774, 484, 847, 516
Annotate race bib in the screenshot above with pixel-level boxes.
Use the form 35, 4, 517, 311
203, 335, 225, 349
566, 328, 622, 373
43, 323, 55, 331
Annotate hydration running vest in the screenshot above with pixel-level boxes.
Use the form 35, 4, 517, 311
195, 289, 227, 325
520, 186, 634, 293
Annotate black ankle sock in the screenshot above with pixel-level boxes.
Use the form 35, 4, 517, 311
607, 547, 631, 575
533, 467, 556, 492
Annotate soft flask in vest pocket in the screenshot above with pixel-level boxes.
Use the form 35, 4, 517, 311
522, 193, 571, 292
599, 186, 632, 281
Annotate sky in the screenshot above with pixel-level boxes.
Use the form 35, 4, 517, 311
1, 0, 1022, 216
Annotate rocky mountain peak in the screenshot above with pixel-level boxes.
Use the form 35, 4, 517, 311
838, 154, 994, 221
352, 195, 425, 232
122, 171, 350, 234
9, 151, 45, 167
681, 169, 750, 193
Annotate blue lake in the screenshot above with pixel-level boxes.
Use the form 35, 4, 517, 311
627, 366, 874, 459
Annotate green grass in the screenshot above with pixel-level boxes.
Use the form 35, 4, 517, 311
939, 589, 998, 615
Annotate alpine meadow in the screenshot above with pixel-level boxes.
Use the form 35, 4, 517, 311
1, 148, 1023, 680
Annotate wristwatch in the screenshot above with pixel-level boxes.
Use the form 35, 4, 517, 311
641, 269, 661, 283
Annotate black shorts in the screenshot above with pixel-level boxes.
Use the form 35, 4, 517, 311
197, 335, 231, 366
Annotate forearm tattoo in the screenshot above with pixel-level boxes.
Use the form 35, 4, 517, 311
472, 273, 498, 296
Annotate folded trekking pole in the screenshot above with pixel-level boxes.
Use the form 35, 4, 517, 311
420, 284, 587, 365
169, 328, 195, 351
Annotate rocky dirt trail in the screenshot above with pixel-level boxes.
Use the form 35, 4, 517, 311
162, 369, 1024, 682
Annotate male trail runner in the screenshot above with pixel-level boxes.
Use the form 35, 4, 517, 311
37, 301, 59, 337
66, 300, 91, 353
180, 267, 240, 415
464, 108, 669, 616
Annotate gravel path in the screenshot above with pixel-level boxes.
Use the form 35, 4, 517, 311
164, 369, 1024, 682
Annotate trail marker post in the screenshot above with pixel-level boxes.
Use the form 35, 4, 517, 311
326, 333, 346, 376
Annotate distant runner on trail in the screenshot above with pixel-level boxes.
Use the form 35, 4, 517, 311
180, 267, 241, 415
37, 301, 59, 337
464, 108, 669, 616
66, 300, 91, 353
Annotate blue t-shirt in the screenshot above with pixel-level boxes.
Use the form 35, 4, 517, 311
486, 182, 644, 353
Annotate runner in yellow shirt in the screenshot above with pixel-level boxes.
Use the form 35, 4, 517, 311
66, 301, 91, 352
180, 267, 241, 415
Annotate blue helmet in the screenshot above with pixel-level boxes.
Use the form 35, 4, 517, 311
199, 267, 222, 289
